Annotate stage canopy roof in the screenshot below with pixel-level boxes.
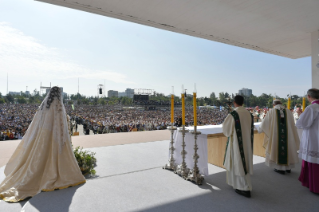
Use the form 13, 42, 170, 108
37, 0, 319, 59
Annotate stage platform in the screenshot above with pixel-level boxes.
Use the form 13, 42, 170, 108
0, 130, 170, 167
0, 132, 318, 212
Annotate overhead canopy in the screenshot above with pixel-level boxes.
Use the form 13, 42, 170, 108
37, 0, 319, 59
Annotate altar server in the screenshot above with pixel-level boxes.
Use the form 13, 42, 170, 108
259, 99, 300, 174
223, 95, 254, 198
296, 88, 319, 194
0, 87, 86, 202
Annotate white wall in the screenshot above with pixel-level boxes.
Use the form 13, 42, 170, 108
312, 31, 319, 89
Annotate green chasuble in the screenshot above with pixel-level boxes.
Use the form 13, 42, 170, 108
224, 111, 254, 175
276, 109, 288, 165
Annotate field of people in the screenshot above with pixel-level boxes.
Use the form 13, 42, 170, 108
0, 103, 228, 139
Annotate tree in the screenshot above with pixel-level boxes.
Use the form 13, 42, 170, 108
219, 92, 227, 105
5, 94, 14, 103
98, 98, 106, 105
29, 96, 36, 104
210, 92, 217, 106
0, 98, 5, 104
198, 98, 205, 106
17, 97, 27, 104
204, 97, 212, 105
210, 92, 216, 99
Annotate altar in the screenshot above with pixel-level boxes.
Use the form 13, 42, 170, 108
172, 123, 265, 176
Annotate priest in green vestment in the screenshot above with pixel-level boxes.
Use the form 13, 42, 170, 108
259, 99, 300, 174
223, 95, 254, 198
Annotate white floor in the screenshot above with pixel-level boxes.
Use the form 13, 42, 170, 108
0, 140, 318, 212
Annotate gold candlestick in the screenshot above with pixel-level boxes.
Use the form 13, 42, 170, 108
163, 87, 177, 171
187, 84, 203, 185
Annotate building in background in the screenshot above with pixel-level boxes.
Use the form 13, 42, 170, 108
113, 88, 134, 98
8, 91, 21, 95
118, 92, 126, 97
238, 88, 252, 97
125, 88, 134, 98
108, 90, 118, 98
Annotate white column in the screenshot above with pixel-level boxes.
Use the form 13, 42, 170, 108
311, 30, 319, 89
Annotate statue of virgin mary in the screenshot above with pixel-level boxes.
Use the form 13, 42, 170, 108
0, 87, 86, 202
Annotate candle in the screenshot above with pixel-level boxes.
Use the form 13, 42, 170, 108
302, 97, 306, 111
182, 93, 185, 126
193, 92, 197, 126
171, 87, 174, 123
287, 97, 291, 110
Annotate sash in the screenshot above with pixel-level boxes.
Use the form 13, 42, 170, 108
223, 111, 254, 175
276, 109, 288, 165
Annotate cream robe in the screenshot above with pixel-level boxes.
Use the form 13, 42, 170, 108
259, 105, 300, 170
0, 88, 86, 202
223, 106, 254, 191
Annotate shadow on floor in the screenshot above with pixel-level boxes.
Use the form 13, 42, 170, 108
27, 184, 84, 212
0, 184, 84, 212
139, 162, 319, 212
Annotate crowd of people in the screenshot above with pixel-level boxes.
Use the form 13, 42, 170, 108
0, 104, 38, 141
1, 101, 303, 139
0, 103, 229, 139
66, 105, 229, 135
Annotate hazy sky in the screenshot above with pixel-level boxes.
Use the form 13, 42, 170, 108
0, 0, 311, 98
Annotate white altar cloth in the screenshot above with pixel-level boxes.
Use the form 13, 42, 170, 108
171, 123, 262, 176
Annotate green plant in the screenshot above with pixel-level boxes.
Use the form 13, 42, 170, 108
73, 146, 97, 176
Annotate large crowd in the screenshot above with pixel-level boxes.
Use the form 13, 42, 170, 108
65, 105, 229, 135
1, 103, 284, 140
0, 104, 38, 140
0, 103, 230, 139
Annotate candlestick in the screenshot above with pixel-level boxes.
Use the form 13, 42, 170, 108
163, 119, 177, 171
163, 87, 177, 171
175, 125, 189, 179
302, 97, 306, 111
187, 126, 203, 185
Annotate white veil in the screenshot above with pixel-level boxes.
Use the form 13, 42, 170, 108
23, 86, 69, 153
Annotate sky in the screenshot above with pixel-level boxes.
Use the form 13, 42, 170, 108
0, 0, 311, 98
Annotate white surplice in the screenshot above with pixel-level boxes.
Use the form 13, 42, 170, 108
222, 106, 253, 191
259, 105, 300, 170
296, 103, 319, 164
